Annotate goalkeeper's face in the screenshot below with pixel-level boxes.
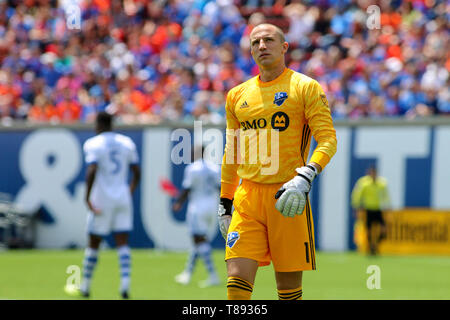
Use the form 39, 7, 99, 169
250, 24, 288, 69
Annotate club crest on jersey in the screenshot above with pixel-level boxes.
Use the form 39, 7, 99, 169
273, 92, 288, 106
227, 231, 240, 248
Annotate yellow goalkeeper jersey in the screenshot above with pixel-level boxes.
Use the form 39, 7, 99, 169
351, 175, 390, 211
221, 68, 337, 199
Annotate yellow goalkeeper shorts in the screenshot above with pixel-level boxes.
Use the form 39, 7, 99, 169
225, 179, 316, 272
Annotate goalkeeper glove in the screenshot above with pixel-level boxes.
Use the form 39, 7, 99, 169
275, 165, 318, 217
218, 198, 233, 239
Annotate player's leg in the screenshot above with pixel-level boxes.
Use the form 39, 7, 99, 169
275, 271, 303, 300
225, 220, 263, 300
372, 210, 386, 255
112, 203, 133, 299
372, 223, 381, 254
267, 190, 314, 300
226, 257, 258, 300
113, 232, 131, 298
195, 234, 220, 287
195, 208, 220, 287
175, 210, 200, 285
79, 234, 102, 297
225, 181, 271, 300
77, 207, 112, 297
366, 210, 377, 255
378, 210, 387, 242
175, 233, 199, 285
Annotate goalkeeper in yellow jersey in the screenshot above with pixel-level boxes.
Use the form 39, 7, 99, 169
217, 23, 337, 300
351, 166, 390, 256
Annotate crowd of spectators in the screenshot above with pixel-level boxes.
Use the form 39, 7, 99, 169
0, 0, 448, 125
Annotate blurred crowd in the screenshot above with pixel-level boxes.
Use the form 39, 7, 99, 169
0, 0, 448, 125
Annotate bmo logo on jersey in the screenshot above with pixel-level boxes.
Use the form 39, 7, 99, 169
240, 118, 268, 131
240, 112, 290, 132
271, 112, 289, 131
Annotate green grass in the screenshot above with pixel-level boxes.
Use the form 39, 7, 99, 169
0, 249, 449, 300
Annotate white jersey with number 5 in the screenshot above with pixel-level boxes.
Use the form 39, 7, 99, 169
83, 132, 138, 207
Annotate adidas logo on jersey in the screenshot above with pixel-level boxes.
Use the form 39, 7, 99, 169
240, 101, 249, 108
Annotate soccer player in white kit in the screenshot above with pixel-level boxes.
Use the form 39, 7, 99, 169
172, 146, 221, 287
72, 112, 140, 299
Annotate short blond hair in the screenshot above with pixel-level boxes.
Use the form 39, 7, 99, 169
251, 23, 286, 43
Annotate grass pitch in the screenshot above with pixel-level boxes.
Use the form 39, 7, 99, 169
0, 249, 449, 300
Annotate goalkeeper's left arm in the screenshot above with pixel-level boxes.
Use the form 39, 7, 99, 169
275, 79, 337, 217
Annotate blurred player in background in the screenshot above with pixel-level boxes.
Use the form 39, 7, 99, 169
218, 23, 337, 300
66, 111, 140, 299
172, 146, 221, 288
351, 165, 390, 256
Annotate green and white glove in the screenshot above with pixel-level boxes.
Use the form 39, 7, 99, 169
275, 165, 318, 217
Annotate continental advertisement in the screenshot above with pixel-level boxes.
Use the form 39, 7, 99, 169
355, 209, 450, 255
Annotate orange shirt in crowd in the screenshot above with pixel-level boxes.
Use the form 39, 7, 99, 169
130, 89, 153, 113
56, 100, 82, 122
28, 104, 59, 122
381, 12, 402, 30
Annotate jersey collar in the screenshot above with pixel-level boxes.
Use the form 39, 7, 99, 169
256, 68, 289, 87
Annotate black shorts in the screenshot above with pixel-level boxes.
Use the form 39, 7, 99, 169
366, 210, 385, 229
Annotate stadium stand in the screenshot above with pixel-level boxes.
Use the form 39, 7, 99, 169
0, 0, 448, 124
